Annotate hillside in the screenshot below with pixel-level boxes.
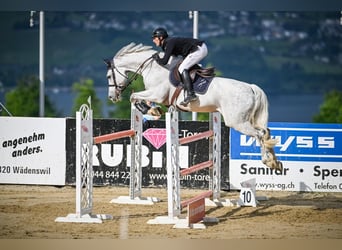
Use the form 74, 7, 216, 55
0, 11, 341, 95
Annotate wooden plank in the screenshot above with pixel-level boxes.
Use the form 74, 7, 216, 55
181, 190, 213, 209
180, 160, 213, 176
93, 129, 135, 144
188, 197, 206, 225
179, 130, 213, 145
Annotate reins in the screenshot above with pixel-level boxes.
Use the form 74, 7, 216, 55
108, 55, 154, 94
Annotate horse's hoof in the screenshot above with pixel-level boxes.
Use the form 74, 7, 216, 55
276, 161, 283, 171
270, 161, 283, 171
148, 107, 163, 117
264, 160, 283, 171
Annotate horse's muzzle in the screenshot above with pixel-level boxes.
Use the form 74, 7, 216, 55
108, 89, 122, 102
108, 96, 116, 103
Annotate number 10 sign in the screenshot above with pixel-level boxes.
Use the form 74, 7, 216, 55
237, 178, 257, 207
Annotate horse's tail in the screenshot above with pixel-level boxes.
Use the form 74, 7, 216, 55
250, 84, 269, 130
250, 84, 282, 170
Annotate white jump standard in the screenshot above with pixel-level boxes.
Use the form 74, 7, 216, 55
103, 105, 159, 205
55, 101, 112, 223
55, 101, 159, 224
148, 109, 231, 229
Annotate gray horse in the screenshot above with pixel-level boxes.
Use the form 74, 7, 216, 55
105, 42, 282, 170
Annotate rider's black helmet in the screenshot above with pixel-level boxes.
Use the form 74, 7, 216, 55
152, 27, 168, 39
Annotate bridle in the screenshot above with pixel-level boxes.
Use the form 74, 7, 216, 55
106, 55, 154, 97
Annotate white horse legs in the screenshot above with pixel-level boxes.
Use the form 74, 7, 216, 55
232, 122, 282, 171
258, 128, 283, 171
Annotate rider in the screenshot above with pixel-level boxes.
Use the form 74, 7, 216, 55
151, 27, 208, 105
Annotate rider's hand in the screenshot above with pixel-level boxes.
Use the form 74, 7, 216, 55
152, 52, 160, 61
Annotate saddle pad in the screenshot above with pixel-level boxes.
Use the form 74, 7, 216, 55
169, 72, 214, 95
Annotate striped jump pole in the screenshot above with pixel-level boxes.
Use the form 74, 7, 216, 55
93, 129, 135, 144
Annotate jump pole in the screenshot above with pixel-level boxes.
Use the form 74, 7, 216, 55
56, 100, 112, 223
94, 104, 159, 205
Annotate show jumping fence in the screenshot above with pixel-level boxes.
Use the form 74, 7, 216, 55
148, 108, 232, 229
103, 104, 159, 205
56, 100, 158, 224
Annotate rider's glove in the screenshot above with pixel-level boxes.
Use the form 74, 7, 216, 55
152, 52, 160, 62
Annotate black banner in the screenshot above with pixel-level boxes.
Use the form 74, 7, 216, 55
65, 118, 230, 189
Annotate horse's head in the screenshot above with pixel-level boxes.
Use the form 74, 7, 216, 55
104, 58, 129, 103
105, 43, 165, 104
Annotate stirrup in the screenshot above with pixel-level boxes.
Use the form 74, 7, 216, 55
180, 94, 198, 105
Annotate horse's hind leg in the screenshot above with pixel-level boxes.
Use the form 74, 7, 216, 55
258, 128, 283, 171
233, 121, 261, 138
233, 122, 282, 170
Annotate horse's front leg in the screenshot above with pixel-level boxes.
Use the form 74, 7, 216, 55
130, 89, 167, 105
130, 89, 167, 115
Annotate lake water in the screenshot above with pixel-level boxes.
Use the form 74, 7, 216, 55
2, 87, 324, 123
267, 93, 324, 123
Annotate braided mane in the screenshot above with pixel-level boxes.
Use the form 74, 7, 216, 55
114, 42, 153, 59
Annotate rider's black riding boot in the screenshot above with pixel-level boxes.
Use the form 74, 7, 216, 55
180, 69, 198, 105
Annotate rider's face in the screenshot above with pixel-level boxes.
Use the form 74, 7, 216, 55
153, 36, 161, 47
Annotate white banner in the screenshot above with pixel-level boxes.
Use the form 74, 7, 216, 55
0, 117, 66, 185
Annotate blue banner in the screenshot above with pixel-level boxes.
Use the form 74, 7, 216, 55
230, 122, 342, 162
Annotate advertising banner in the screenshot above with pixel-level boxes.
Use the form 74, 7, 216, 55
0, 117, 66, 185
65, 118, 230, 189
229, 122, 342, 192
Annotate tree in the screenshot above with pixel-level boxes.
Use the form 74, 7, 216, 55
313, 90, 342, 123
72, 78, 103, 118
1, 75, 58, 117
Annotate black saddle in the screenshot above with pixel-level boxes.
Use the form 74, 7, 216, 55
169, 62, 215, 95
171, 62, 215, 82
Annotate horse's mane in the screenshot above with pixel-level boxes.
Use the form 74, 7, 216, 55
114, 42, 153, 59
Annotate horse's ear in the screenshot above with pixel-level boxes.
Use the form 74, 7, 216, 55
103, 58, 112, 68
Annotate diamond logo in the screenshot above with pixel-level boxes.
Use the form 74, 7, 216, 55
81, 125, 89, 132
143, 128, 167, 150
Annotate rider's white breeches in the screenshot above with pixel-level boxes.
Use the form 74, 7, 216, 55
178, 43, 208, 74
